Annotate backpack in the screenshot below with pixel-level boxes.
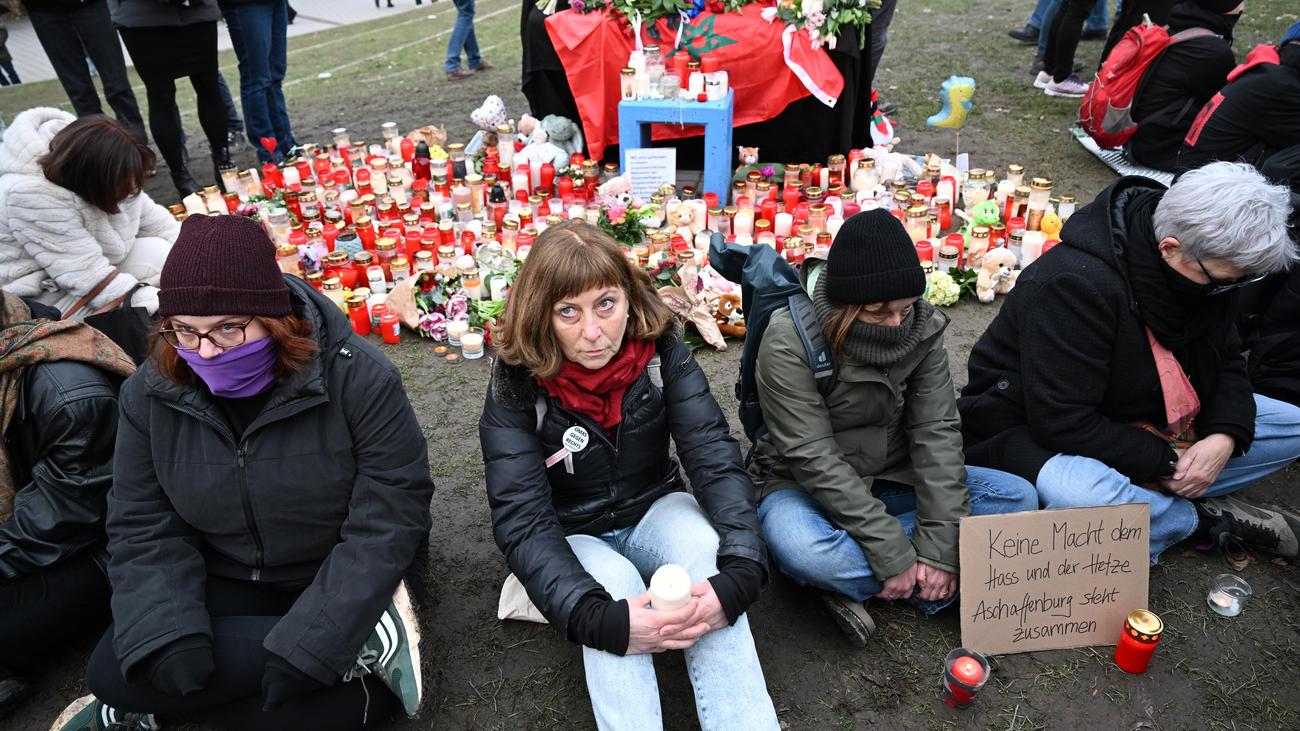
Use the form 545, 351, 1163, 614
1079, 17, 1218, 149
708, 234, 835, 464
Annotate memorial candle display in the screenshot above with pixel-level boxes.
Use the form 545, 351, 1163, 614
1113, 609, 1163, 674
941, 649, 990, 709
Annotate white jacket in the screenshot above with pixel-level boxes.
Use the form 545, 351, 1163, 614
0, 108, 179, 317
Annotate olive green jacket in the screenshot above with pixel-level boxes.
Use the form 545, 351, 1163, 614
750, 306, 969, 578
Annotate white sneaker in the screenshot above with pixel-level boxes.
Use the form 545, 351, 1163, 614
1044, 74, 1089, 98
1033, 71, 1052, 89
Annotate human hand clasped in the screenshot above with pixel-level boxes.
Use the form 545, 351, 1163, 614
626, 582, 726, 654
1160, 433, 1234, 498
915, 564, 957, 602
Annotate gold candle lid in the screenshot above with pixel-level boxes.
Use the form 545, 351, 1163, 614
1031, 177, 1054, 191
1008, 163, 1025, 175
972, 225, 990, 238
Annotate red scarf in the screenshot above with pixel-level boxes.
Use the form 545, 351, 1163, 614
539, 338, 656, 431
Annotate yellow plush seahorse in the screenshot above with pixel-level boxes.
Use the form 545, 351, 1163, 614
927, 76, 976, 130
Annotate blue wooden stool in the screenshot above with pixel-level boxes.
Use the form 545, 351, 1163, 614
618, 90, 734, 200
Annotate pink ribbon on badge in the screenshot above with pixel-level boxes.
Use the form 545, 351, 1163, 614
545, 426, 590, 474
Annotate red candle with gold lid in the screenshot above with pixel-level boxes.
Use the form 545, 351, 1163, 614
1114, 609, 1163, 674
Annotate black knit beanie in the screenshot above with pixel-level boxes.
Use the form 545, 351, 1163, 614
1190, 0, 1242, 14
824, 208, 925, 304
158, 214, 292, 318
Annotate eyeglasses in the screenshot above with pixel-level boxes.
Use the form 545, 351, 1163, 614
1196, 260, 1267, 296
159, 319, 254, 351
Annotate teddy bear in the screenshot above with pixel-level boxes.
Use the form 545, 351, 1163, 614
976, 247, 1019, 304
516, 114, 569, 171
540, 114, 584, 158
667, 202, 700, 241
712, 292, 746, 338
732, 146, 785, 185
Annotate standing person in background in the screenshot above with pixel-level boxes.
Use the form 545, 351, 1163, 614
22, 0, 147, 144
0, 1, 21, 86
1037, 0, 1101, 97
1124, 0, 1241, 173
866, 0, 899, 115
444, 0, 490, 81
1009, 0, 1109, 73
109, 0, 233, 199
219, 0, 299, 164
217, 71, 246, 151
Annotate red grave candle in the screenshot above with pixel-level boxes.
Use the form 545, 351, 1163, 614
380, 313, 401, 344
915, 239, 934, 263
1114, 610, 1163, 674
941, 649, 989, 709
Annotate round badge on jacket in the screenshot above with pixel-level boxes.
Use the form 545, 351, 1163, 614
562, 426, 590, 453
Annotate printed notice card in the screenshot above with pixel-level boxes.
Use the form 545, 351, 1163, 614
625, 148, 677, 204
958, 504, 1150, 655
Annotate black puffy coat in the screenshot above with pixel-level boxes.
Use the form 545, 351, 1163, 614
958, 177, 1256, 487
107, 276, 434, 684
480, 329, 767, 632
1126, 3, 1236, 172
0, 301, 121, 580
1178, 44, 1300, 171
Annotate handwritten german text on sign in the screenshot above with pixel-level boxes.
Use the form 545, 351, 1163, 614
959, 504, 1150, 655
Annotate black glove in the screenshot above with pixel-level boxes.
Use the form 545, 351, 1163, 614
145, 635, 214, 696
261, 655, 328, 711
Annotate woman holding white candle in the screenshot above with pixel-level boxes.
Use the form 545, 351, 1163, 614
481, 221, 778, 730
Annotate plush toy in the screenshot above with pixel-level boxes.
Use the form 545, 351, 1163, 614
540, 114, 584, 158
869, 90, 898, 147
667, 202, 701, 240
927, 76, 976, 130
861, 145, 922, 183
732, 146, 785, 185
407, 125, 448, 150
712, 292, 746, 338
1040, 212, 1063, 241
471, 95, 507, 131
976, 247, 1019, 303
517, 114, 569, 172
957, 199, 1002, 268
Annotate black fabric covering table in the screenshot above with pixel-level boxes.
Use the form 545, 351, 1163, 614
520, 0, 876, 166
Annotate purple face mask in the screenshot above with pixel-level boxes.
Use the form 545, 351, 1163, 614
177, 336, 278, 398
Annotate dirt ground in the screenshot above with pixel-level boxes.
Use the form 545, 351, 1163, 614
5, 0, 1300, 729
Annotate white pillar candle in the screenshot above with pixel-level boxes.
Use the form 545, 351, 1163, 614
827, 215, 844, 241
733, 208, 754, 237
446, 320, 469, 346
489, 275, 509, 301
281, 165, 301, 190
774, 212, 793, 237
1022, 230, 1046, 267
819, 167, 830, 191
568, 203, 586, 221
649, 564, 691, 611
183, 193, 207, 217
733, 233, 754, 246
461, 331, 485, 360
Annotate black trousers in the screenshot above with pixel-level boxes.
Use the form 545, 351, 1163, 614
1044, 0, 1101, 82
86, 576, 398, 731
0, 551, 111, 674
26, 2, 147, 143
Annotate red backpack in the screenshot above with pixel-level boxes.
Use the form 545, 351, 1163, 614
1079, 18, 1218, 149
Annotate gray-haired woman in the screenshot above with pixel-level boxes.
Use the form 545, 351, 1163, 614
959, 161, 1300, 562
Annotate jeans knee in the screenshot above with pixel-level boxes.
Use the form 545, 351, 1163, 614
967, 468, 1040, 515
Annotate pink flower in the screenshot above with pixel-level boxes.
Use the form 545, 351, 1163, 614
761, 165, 776, 178
572, 0, 587, 10
418, 311, 447, 340
445, 291, 470, 321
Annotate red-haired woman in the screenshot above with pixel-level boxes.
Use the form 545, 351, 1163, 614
51, 215, 435, 731
481, 221, 779, 730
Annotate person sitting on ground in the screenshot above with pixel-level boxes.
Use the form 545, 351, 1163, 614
0, 109, 177, 319
1235, 144, 1300, 407
1125, 0, 1241, 172
52, 215, 436, 731
1178, 21, 1300, 172
0, 294, 134, 719
481, 221, 779, 731
959, 162, 1300, 565
749, 209, 1038, 647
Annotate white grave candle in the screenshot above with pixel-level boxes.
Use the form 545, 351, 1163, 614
774, 212, 793, 237
649, 564, 691, 611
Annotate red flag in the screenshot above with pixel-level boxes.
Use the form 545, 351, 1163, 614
546, 6, 844, 160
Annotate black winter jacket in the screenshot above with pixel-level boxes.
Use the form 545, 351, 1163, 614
107, 276, 434, 684
1179, 45, 1300, 171
481, 330, 767, 634
958, 177, 1256, 487
0, 301, 120, 580
1127, 3, 1236, 172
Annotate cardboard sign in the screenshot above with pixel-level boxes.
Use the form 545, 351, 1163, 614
958, 504, 1150, 655
624, 148, 676, 204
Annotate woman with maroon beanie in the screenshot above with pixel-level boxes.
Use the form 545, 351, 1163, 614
52, 214, 434, 731
481, 221, 778, 730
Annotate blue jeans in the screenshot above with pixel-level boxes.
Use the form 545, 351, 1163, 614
221, 0, 297, 162
757, 467, 1039, 615
443, 0, 482, 73
1036, 394, 1300, 562
567, 492, 779, 731
1031, 0, 1109, 55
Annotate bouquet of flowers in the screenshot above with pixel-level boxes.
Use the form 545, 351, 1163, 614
768, 0, 879, 48
598, 200, 653, 247
413, 271, 470, 340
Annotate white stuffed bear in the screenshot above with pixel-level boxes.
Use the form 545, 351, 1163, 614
976, 247, 1019, 304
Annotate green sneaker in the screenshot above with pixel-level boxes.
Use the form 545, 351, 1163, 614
345, 581, 423, 717
48, 695, 158, 731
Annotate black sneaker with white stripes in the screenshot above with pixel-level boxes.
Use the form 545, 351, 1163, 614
48, 695, 158, 731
